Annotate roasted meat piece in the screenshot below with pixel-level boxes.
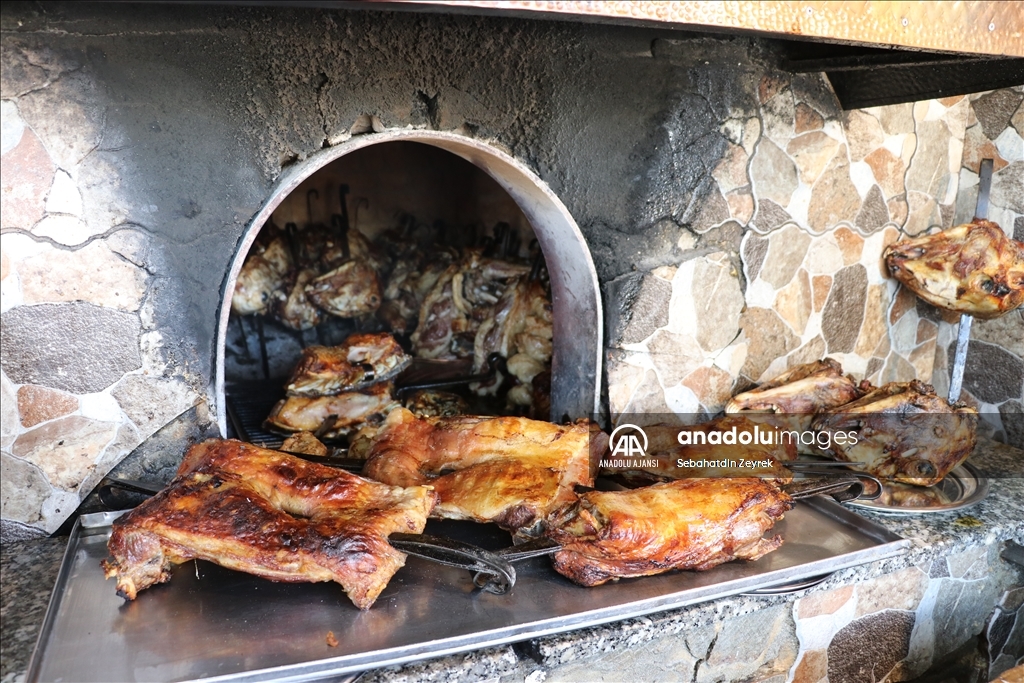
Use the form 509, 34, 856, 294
280, 431, 329, 457
726, 359, 863, 433
285, 333, 412, 396
402, 389, 468, 417
231, 236, 292, 316
811, 380, 977, 486
362, 408, 593, 532
266, 382, 400, 439
305, 259, 382, 318
883, 219, 1024, 319
102, 439, 436, 610
275, 267, 323, 331
543, 478, 793, 586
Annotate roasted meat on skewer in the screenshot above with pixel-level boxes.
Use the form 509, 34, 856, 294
102, 439, 436, 610
811, 380, 977, 486
231, 235, 293, 316
726, 359, 864, 433
362, 408, 593, 533
883, 219, 1024, 319
305, 259, 383, 318
285, 333, 412, 396
543, 478, 793, 586
266, 382, 400, 439
275, 267, 324, 331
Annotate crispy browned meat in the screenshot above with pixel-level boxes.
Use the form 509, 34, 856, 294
403, 389, 468, 417
266, 382, 400, 439
883, 219, 1024, 319
725, 359, 864, 433
362, 408, 593, 532
811, 380, 977, 485
305, 259, 382, 318
102, 439, 436, 610
285, 333, 412, 396
231, 236, 292, 316
280, 431, 329, 457
275, 267, 323, 331
544, 478, 792, 586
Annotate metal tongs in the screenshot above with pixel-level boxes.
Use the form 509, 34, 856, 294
394, 352, 508, 398
784, 461, 883, 502
97, 477, 519, 595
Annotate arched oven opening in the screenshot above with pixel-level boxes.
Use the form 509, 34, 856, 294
214, 131, 602, 447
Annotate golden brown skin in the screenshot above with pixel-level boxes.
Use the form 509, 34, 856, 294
305, 260, 382, 318
883, 219, 1024, 319
102, 439, 436, 610
811, 380, 978, 486
362, 408, 593, 532
231, 236, 292, 316
280, 431, 329, 457
275, 267, 323, 331
403, 389, 468, 417
266, 382, 400, 439
285, 333, 412, 396
544, 478, 793, 586
726, 359, 863, 433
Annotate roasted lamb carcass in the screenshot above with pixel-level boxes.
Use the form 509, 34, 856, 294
362, 408, 593, 533
726, 359, 864, 434
231, 235, 293, 316
883, 219, 1024, 319
543, 478, 793, 587
811, 380, 977, 486
266, 382, 401, 439
305, 259, 383, 318
285, 333, 412, 396
102, 439, 436, 610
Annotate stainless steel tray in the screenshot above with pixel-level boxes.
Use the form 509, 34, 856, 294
845, 461, 990, 515
28, 499, 907, 683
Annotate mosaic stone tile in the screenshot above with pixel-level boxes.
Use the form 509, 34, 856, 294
855, 566, 929, 617
811, 275, 831, 312
887, 194, 909, 227
827, 610, 914, 683
648, 330, 704, 387
787, 131, 841, 185
691, 183, 731, 234
855, 185, 889, 232
44, 170, 82, 217
0, 126, 54, 230
742, 232, 769, 281
790, 649, 826, 683
692, 252, 745, 353
890, 305, 920, 356
680, 365, 734, 412
973, 89, 1024, 140
751, 198, 792, 232
10, 415, 121, 490
844, 110, 884, 162
904, 191, 943, 236
908, 338, 937, 380
751, 138, 798, 207
804, 234, 844, 275
991, 161, 1024, 214
955, 340, 1024, 404
759, 75, 787, 104
742, 116, 762, 156
760, 225, 811, 287
882, 353, 917, 383
808, 152, 861, 230
0, 453, 51, 525
111, 375, 198, 439
854, 284, 888, 357
822, 265, 867, 354
15, 385, 78, 428
774, 268, 811, 336
604, 272, 671, 347
795, 102, 824, 134
606, 350, 648, 416
1012, 100, 1024, 138
725, 188, 754, 224
698, 604, 798, 683
863, 147, 907, 199
18, 242, 147, 312
762, 88, 796, 146
877, 102, 915, 136
713, 142, 750, 193
832, 227, 864, 266
971, 312, 1024, 359
906, 120, 953, 198
740, 307, 798, 381
788, 335, 826, 368
960, 124, 1009, 175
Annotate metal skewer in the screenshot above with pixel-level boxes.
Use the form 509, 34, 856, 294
947, 158, 993, 403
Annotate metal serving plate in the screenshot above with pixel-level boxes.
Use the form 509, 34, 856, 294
845, 462, 990, 515
28, 499, 907, 683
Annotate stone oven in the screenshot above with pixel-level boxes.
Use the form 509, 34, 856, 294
2, 1, 1022, 549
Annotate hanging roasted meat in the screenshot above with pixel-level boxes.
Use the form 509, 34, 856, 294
378, 251, 456, 335
275, 267, 324, 331
102, 439, 436, 610
265, 382, 400, 439
883, 219, 1024, 319
811, 380, 977, 486
284, 333, 412, 396
305, 259, 383, 318
362, 408, 593, 533
231, 235, 293, 316
725, 359, 864, 433
543, 478, 793, 586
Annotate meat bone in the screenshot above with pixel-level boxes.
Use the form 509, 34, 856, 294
96, 476, 518, 596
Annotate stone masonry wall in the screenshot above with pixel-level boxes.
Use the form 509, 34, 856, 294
951, 88, 1024, 448
1, 3, 1021, 538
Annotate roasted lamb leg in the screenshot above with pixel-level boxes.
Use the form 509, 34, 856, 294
883, 219, 1024, 319
102, 439, 436, 610
811, 380, 978, 486
543, 478, 793, 586
266, 382, 400, 440
362, 408, 593, 533
725, 358, 864, 434
285, 333, 412, 396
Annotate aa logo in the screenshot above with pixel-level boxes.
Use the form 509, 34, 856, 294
609, 424, 648, 458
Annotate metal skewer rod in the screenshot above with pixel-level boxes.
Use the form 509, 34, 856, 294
947, 157, 993, 403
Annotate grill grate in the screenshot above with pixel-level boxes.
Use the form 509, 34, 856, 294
225, 380, 286, 449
